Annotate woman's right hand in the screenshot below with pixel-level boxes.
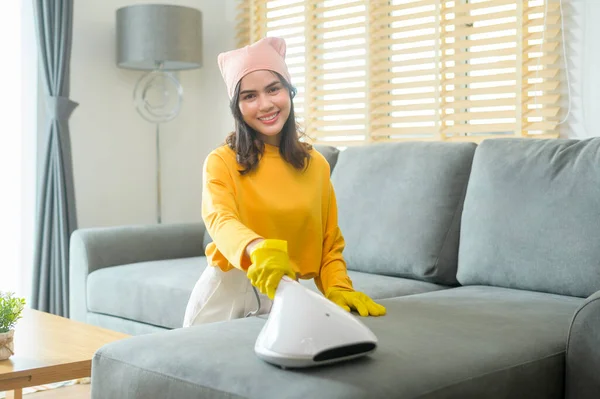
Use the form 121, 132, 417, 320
247, 239, 296, 300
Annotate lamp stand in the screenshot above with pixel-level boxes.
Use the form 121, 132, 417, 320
155, 123, 162, 224
133, 68, 183, 224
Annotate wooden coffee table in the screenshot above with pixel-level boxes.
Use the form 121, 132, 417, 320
0, 308, 129, 398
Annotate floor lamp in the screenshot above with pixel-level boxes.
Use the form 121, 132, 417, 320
116, 4, 203, 223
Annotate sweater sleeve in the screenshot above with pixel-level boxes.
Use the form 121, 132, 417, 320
315, 180, 354, 295
202, 153, 262, 271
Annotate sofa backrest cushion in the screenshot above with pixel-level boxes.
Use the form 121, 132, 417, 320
202, 145, 340, 250
332, 142, 476, 285
457, 138, 600, 298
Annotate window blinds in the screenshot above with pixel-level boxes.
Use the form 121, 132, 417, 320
236, 0, 563, 145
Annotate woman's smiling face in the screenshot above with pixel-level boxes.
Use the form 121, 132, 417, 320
237, 70, 291, 146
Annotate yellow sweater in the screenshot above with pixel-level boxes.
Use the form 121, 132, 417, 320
202, 142, 353, 295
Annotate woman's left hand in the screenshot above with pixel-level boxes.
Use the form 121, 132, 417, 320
326, 289, 386, 317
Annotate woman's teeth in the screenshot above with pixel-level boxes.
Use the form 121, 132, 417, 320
259, 112, 278, 121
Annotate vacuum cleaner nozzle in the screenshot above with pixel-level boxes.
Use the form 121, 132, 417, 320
254, 276, 378, 369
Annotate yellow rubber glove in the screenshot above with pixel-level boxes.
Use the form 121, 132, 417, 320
326, 288, 387, 317
247, 239, 296, 300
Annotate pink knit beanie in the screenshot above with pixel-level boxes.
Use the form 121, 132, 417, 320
217, 37, 292, 99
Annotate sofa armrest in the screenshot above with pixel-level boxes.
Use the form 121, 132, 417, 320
69, 222, 206, 322
565, 290, 600, 399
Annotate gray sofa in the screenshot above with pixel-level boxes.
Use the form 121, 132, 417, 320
69, 138, 600, 398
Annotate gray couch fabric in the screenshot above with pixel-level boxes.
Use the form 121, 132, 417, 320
458, 138, 600, 298
70, 223, 205, 323
87, 257, 206, 329
87, 257, 447, 331
332, 142, 476, 286
300, 270, 449, 299
92, 286, 582, 399
566, 290, 600, 399
74, 139, 600, 398
87, 312, 167, 336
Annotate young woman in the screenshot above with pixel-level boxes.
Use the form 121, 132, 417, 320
183, 37, 386, 327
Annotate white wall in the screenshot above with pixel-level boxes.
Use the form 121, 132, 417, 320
70, 0, 238, 228
561, 0, 599, 139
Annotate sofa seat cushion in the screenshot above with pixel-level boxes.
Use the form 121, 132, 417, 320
86, 312, 168, 335
87, 257, 207, 329
87, 257, 444, 332
300, 269, 448, 299
91, 286, 582, 399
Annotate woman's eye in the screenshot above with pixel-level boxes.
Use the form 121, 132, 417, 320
243, 94, 255, 100
269, 86, 281, 93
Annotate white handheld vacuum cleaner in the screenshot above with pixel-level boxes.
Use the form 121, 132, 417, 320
253, 276, 378, 369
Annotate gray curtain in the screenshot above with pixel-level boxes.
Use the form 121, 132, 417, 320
31, 0, 79, 317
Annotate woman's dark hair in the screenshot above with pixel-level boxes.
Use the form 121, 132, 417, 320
225, 72, 311, 175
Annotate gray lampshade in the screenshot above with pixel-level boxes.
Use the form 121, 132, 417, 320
116, 4, 203, 71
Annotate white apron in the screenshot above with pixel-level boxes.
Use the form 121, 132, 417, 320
183, 265, 273, 327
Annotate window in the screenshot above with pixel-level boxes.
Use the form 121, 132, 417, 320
0, 1, 37, 297
237, 0, 563, 146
